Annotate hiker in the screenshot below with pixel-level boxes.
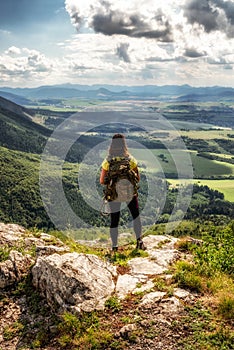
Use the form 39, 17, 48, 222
100, 133, 146, 252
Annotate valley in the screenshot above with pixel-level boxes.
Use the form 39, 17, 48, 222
0, 85, 233, 232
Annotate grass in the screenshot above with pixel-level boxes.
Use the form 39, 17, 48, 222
195, 179, 234, 202
57, 310, 127, 349
176, 302, 234, 350
168, 179, 234, 202
190, 154, 234, 177
179, 129, 234, 140
133, 147, 234, 178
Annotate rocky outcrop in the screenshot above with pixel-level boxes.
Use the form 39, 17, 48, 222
0, 223, 25, 246
32, 253, 117, 313
116, 235, 180, 298
0, 224, 71, 289
0, 223, 194, 316
0, 251, 34, 288
0, 223, 201, 350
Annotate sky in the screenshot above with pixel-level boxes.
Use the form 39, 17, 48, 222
0, 0, 234, 88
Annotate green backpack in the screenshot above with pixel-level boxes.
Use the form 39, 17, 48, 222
103, 156, 139, 202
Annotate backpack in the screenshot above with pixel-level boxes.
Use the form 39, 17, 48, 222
103, 156, 139, 202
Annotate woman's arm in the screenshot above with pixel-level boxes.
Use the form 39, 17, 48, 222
100, 168, 108, 184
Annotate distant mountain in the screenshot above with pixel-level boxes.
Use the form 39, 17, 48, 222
0, 91, 32, 105
0, 84, 233, 102
0, 96, 51, 153
176, 88, 234, 102
0, 86, 127, 100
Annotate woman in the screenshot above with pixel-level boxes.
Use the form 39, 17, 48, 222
100, 133, 146, 252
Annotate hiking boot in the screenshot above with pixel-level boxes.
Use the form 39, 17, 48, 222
112, 246, 118, 253
136, 239, 146, 250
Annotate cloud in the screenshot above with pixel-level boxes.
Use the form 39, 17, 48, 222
5, 46, 21, 55
184, 0, 234, 38
146, 56, 175, 62
184, 48, 206, 58
116, 43, 131, 62
65, 0, 173, 41
207, 55, 233, 65
0, 48, 54, 85
91, 10, 173, 41
215, 0, 234, 25
65, 0, 84, 31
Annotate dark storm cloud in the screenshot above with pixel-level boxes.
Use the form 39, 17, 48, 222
116, 43, 131, 62
70, 2, 172, 42
184, 48, 206, 58
184, 0, 219, 32
214, 0, 234, 25
184, 0, 234, 37
91, 10, 173, 41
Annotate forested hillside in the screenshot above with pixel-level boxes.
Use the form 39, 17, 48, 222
0, 96, 51, 153
0, 145, 233, 231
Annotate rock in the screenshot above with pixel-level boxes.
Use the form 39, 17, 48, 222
35, 244, 70, 257
133, 280, 155, 295
173, 288, 190, 299
40, 233, 57, 242
119, 323, 137, 339
32, 253, 117, 314
115, 274, 154, 299
140, 291, 167, 307
116, 274, 142, 299
0, 251, 34, 288
0, 223, 25, 246
116, 235, 182, 299
127, 236, 179, 279
160, 296, 182, 314
128, 257, 169, 276
143, 235, 178, 251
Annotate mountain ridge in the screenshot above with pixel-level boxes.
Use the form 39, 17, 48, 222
0, 84, 233, 102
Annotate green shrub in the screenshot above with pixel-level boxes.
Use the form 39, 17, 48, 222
195, 224, 234, 277
174, 261, 203, 292
57, 311, 115, 349
218, 295, 234, 320
105, 296, 122, 312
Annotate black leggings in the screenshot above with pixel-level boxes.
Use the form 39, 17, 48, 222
109, 196, 142, 247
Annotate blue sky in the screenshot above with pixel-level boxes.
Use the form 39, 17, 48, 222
0, 0, 234, 87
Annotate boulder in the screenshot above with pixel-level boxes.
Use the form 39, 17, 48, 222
32, 253, 117, 313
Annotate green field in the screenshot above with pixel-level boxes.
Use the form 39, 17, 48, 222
132, 145, 234, 202
179, 129, 234, 140
132, 148, 234, 178
168, 179, 234, 202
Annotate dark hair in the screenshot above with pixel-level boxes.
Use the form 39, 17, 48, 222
108, 133, 129, 157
